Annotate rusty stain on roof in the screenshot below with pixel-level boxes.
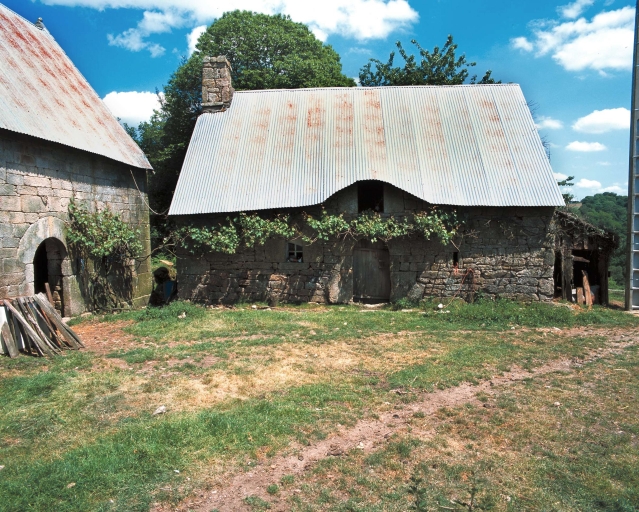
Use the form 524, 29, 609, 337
170, 84, 564, 216
0, 4, 151, 170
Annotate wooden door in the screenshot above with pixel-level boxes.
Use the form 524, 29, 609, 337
353, 247, 391, 302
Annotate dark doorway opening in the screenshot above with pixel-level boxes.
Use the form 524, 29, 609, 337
33, 242, 49, 294
353, 239, 391, 303
358, 181, 384, 213
32, 238, 67, 316
553, 250, 563, 298
573, 250, 599, 288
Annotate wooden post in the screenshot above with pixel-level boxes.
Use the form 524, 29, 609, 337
1, 323, 19, 358
598, 252, 609, 305
582, 271, 593, 309
44, 282, 54, 305
562, 246, 574, 302
577, 287, 585, 305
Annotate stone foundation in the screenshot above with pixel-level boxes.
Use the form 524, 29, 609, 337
0, 129, 152, 314
175, 184, 556, 304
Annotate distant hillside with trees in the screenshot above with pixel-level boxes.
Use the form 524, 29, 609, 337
575, 192, 628, 287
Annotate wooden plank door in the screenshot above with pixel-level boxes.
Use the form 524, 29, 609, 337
353, 248, 391, 302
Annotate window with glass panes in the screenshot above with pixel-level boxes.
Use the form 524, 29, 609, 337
287, 242, 303, 262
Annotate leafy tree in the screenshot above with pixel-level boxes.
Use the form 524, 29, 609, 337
138, 55, 204, 215
195, 11, 356, 90
137, 10, 355, 221
577, 192, 628, 286
359, 36, 499, 87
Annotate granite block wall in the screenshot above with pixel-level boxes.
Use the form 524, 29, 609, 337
0, 129, 152, 314
175, 184, 556, 304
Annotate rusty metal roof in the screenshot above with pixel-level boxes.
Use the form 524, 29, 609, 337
169, 84, 564, 215
0, 4, 151, 169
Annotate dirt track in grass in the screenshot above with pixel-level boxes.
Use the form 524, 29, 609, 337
156, 333, 638, 512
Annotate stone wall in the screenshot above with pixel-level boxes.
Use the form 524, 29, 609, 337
202, 56, 234, 113
0, 129, 152, 314
175, 183, 556, 305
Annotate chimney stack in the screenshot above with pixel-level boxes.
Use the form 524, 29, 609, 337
202, 56, 234, 113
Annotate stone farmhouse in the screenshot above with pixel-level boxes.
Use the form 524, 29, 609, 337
0, 4, 153, 315
169, 56, 569, 305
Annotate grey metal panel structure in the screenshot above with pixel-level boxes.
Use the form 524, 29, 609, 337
170, 83, 564, 216
626, 0, 639, 310
0, 4, 151, 170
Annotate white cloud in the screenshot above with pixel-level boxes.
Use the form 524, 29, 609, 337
102, 91, 163, 126
511, 36, 534, 51
571, 179, 627, 198
600, 184, 625, 193
46, 0, 419, 55
554, 172, 569, 181
107, 8, 189, 56
559, 0, 594, 19
187, 25, 207, 56
535, 116, 563, 130
598, 161, 612, 166
511, 6, 634, 72
575, 178, 602, 188
572, 107, 630, 133
566, 141, 607, 152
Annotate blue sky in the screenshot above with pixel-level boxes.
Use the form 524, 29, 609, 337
5, 0, 635, 199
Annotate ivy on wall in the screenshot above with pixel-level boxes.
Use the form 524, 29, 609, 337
171, 208, 462, 255
66, 200, 143, 310
67, 200, 143, 260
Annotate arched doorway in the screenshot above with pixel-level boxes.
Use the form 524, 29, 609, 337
353, 239, 391, 303
32, 237, 67, 316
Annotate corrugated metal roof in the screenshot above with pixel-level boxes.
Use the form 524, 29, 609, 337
169, 84, 564, 215
0, 4, 151, 170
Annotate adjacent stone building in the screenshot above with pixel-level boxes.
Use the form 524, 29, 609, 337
0, 5, 153, 315
168, 57, 565, 305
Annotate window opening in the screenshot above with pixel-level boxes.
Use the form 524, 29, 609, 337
287, 242, 303, 263
358, 181, 384, 213
452, 252, 459, 275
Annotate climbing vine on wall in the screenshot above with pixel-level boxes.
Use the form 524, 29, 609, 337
66, 200, 143, 310
172, 208, 462, 255
174, 213, 296, 254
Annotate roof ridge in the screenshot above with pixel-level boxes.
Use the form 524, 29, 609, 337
0, 2, 43, 31
233, 83, 519, 94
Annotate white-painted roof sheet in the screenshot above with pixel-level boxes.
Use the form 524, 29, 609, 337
0, 4, 151, 169
170, 84, 563, 215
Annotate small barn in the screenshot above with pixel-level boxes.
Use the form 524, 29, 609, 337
169, 56, 566, 305
0, 5, 153, 315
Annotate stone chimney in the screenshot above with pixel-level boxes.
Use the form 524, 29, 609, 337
202, 56, 234, 113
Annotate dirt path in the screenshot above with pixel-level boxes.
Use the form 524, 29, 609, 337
159, 335, 637, 512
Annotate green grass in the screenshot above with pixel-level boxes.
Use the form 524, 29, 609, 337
609, 288, 625, 304
289, 347, 639, 511
1, 300, 638, 511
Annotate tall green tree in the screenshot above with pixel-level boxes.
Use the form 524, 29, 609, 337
195, 11, 356, 90
359, 35, 498, 87
138, 10, 355, 220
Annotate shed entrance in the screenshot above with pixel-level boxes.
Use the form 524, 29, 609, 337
353, 240, 391, 303
33, 238, 67, 316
